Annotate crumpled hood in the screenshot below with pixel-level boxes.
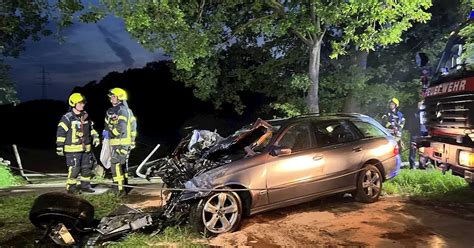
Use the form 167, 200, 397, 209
142, 118, 273, 188
173, 118, 273, 161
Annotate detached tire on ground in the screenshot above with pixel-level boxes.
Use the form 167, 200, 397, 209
189, 189, 243, 236
355, 164, 383, 203
29, 192, 95, 230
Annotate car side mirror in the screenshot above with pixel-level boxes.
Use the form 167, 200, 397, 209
271, 147, 292, 156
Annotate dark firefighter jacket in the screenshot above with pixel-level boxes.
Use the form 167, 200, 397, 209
56, 111, 99, 153
105, 102, 137, 147
383, 110, 406, 131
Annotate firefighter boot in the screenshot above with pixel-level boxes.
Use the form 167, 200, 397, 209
79, 185, 95, 193
66, 185, 79, 194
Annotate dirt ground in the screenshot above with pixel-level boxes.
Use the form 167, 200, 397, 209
208, 196, 474, 247
125, 186, 474, 247
2, 186, 473, 247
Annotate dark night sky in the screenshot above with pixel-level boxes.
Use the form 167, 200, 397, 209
6, 16, 167, 102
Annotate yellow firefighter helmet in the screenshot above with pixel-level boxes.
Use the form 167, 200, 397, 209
109, 88, 128, 101
68, 93, 85, 107
390, 98, 400, 108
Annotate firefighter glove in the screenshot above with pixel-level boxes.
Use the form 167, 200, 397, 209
56, 147, 64, 156
102, 130, 109, 139
93, 138, 100, 147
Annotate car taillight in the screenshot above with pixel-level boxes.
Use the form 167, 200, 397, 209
393, 145, 399, 156
459, 151, 474, 167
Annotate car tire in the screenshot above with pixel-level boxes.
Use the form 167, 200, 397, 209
355, 164, 383, 203
189, 188, 243, 236
29, 192, 95, 230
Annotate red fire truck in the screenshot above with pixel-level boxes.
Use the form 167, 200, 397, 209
417, 12, 474, 188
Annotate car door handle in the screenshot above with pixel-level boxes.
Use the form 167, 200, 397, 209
353, 147, 363, 152
313, 156, 324, 161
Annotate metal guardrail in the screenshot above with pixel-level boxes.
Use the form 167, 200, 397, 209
12, 144, 67, 183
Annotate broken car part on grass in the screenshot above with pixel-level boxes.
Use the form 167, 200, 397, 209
29, 119, 274, 246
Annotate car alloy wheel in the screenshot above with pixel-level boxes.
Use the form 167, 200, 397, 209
355, 164, 383, 203
362, 169, 381, 198
202, 192, 240, 233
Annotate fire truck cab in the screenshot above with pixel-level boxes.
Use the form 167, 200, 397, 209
417, 12, 474, 187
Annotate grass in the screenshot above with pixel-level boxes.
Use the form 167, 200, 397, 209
0, 162, 25, 187
400, 131, 411, 162
2, 168, 473, 246
0, 192, 123, 245
384, 169, 474, 202
109, 226, 205, 247
83, 193, 123, 218
0, 191, 201, 247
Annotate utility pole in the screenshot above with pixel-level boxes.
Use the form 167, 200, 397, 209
37, 66, 51, 99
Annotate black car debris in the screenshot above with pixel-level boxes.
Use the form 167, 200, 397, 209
29, 118, 274, 246
29, 114, 400, 245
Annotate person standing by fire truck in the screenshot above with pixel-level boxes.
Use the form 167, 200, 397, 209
382, 98, 406, 147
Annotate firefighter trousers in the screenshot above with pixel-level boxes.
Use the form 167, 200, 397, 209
65, 152, 93, 190
110, 145, 130, 192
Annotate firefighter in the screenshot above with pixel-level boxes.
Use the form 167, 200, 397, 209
407, 102, 428, 169
56, 93, 100, 193
382, 98, 406, 144
104, 88, 137, 196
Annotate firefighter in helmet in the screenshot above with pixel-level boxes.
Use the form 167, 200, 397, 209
104, 88, 137, 196
56, 93, 100, 193
382, 98, 406, 143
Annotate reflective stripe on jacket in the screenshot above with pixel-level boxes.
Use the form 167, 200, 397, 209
383, 110, 406, 131
56, 111, 99, 153
105, 103, 137, 146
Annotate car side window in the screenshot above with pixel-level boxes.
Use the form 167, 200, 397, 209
277, 123, 312, 152
313, 120, 358, 147
352, 121, 386, 138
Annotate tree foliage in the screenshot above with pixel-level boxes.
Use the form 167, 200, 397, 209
0, 0, 86, 104
3, 0, 469, 119
0, 63, 18, 105
0, 0, 54, 104
460, 0, 474, 65
75, 0, 431, 114
0, 0, 52, 57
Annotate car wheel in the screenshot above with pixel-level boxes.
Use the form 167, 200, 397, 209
190, 189, 243, 236
29, 192, 95, 230
355, 165, 383, 203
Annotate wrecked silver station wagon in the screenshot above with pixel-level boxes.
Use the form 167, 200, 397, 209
29, 113, 401, 245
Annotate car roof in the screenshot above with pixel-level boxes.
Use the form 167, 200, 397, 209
266, 113, 370, 126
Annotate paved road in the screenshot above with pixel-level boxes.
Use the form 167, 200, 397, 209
0, 178, 162, 197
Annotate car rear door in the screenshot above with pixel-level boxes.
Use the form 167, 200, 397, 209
308, 120, 367, 192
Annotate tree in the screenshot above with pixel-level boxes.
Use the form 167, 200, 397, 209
78, 0, 431, 113
0, 0, 53, 104
0, 63, 18, 105
258, 1, 432, 113
0, 0, 52, 57
0, 0, 84, 104
460, 1, 474, 63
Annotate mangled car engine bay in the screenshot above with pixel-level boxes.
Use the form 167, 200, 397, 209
29, 119, 274, 246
